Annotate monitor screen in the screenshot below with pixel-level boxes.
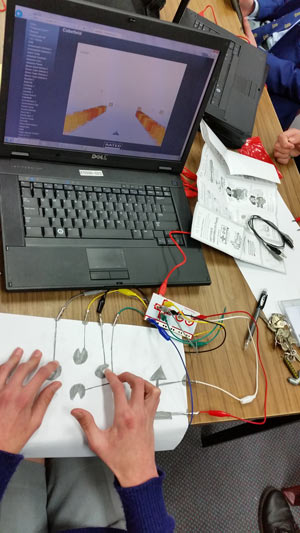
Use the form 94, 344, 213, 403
4, 5, 219, 162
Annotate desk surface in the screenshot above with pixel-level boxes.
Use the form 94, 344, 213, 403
0, 1, 300, 425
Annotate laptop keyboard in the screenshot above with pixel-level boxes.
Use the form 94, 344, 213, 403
193, 17, 241, 108
20, 179, 184, 246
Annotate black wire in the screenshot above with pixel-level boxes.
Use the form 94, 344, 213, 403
248, 215, 293, 259
186, 317, 227, 354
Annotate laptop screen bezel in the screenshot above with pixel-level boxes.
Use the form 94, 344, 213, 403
0, 0, 230, 173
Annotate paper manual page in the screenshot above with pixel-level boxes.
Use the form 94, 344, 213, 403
191, 122, 285, 273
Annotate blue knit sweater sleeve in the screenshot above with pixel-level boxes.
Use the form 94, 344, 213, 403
114, 470, 175, 533
0, 450, 23, 501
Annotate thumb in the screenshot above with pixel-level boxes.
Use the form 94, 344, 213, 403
71, 409, 102, 453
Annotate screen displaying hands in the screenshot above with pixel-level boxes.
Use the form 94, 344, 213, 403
72, 369, 161, 487
0, 348, 61, 454
274, 129, 300, 164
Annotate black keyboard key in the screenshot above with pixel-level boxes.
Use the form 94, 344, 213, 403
44, 183, 53, 189
56, 228, 66, 237
20, 181, 30, 188
64, 184, 74, 190
74, 219, 84, 229
63, 199, 73, 209
103, 187, 111, 193
157, 213, 177, 222
87, 210, 98, 219
84, 201, 94, 210
75, 185, 83, 191
95, 219, 105, 229
155, 196, 172, 204
22, 197, 38, 208
115, 220, 125, 230
157, 237, 166, 245
125, 220, 135, 230
154, 221, 179, 231
84, 186, 93, 192
44, 208, 55, 218
81, 229, 132, 239
44, 228, 55, 238
62, 218, 73, 229
142, 230, 154, 240
21, 187, 32, 198
77, 209, 88, 219
52, 199, 62, 209
135, 221, 144, 230
50, 218, 62, 228
67, 228, 80, 238
56, 190, 66, 200
25, 216, 49, 227
106, 220, 115, 230
33, 182, 43, 189
132, 230, 142, 239
84, 219, 95, 229
44, 190, 54, 199
54, 183, 64, 190
23, 207, 39, 217
66, 191, 76, 201
55, 208, 66, 219
66, 209, 76, 219
26, 227, 42, 237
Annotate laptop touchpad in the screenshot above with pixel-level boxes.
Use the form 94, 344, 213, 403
87, 248, 127, 270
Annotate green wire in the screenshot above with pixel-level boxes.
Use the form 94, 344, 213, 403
117, 306, 145, 318
162, 308, 226, 348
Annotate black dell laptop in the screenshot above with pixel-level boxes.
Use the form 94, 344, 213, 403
0, 0, 229, 291
173, 0, 268, 148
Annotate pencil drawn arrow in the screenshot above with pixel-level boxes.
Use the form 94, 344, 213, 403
150, 366, 167, 387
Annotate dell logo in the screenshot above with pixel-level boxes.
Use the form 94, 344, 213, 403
91, 153, 108, 160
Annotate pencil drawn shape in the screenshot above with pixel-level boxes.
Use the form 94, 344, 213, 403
155, 411, 172, 420
150, 366, 167, 387
48, 365, 62, 381
73, 348, 88, 365
70, 383, 85, 400
95, 364, 109, 379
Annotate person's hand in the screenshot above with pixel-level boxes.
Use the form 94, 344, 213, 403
274, 128, 300, 164
242, 16, 257, 46
0, 348, 61, 454
72, 369, 160, 487
239, 0, 255, 17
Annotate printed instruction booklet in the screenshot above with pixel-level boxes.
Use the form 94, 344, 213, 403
191, 122, 285, 273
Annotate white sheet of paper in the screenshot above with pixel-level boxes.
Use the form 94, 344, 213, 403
0, 313, 188, 457
236, 193, 300, 318
200, 121, 280, 183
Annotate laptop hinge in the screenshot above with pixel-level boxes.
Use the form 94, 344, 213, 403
158, 166, 172, 171
11, 151, 30, 157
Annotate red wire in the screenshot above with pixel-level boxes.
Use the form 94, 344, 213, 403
237, 34, 251, 44
158, 231, 190, 296
198, 4, 218, 24
0, 0, 6, 12
195, 310, 268, 425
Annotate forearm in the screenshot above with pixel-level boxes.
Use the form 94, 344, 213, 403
256, 0, 287, 20
115, 469, 175, 533
0, 450, 23, 501
266, 53, 300, 103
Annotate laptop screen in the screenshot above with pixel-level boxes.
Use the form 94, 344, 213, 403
3, 4, 220, 163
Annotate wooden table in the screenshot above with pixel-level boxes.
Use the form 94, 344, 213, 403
0, 1, 300, 430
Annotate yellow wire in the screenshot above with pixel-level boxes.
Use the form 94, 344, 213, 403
163, 300, 225, 328
86, 288, 147, 312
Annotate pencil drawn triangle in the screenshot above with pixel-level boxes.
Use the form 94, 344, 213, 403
150, 366, 167, 381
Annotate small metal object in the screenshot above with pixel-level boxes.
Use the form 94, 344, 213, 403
283, 355, 300, 385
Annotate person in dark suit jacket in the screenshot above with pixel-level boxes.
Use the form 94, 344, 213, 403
240, 0, 300, 130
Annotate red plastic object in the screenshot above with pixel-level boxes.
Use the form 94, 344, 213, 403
282, 486, 300, 506
238, 136, 283, 180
